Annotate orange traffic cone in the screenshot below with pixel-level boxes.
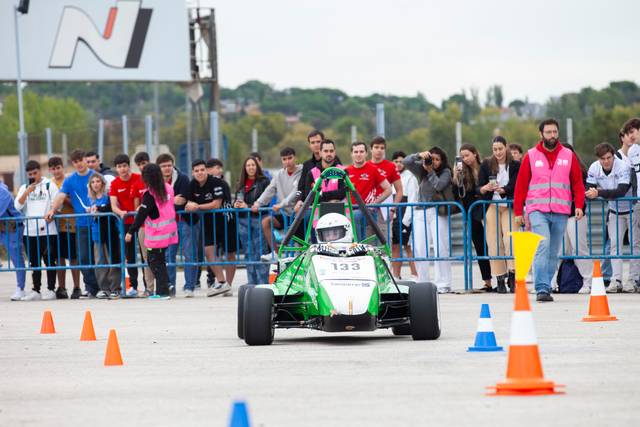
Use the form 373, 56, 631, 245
488, 232, 563, 395
104, 329, 123, 366
582, 261, 617, 322
80, 310, 97, 341
40, 310, 56, 334
125, 277, 131, 290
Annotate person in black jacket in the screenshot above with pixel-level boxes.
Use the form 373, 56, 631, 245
452, 143, 493, 292
233, 156, 271, 284
157, 153, 190, 296
477, 136, 521, 293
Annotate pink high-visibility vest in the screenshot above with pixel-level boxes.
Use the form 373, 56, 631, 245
525, 147, 573, 215
144, 183, 179, 249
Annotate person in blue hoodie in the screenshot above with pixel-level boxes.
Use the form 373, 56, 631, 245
0, 182, 27, 301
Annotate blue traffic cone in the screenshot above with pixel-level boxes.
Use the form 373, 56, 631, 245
467, 303, 503, 352
229, 400, 251, 427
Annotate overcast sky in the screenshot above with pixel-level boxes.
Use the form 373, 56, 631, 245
213, 0, 640, 105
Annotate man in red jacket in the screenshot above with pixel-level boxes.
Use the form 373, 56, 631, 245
513, 119, 585, 302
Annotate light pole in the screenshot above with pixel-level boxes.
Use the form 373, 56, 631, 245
14, 1, 29, 187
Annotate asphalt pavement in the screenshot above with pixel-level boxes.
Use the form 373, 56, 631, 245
0, 267, 639, 427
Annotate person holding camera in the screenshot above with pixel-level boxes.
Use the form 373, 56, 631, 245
452, 143, 493, 292
402, 147, 453, 293
478, 136, 520, 294
15, 160, 59, 301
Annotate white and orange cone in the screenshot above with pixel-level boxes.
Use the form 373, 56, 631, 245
582, 261, 617, 322
488, 232, 564, 396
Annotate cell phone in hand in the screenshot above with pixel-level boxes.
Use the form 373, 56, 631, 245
455, 156, 462, 169
28, 177, 35, 185
489, 176, 497, 186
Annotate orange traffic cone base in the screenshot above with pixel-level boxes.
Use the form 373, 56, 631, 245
582, 315, 617, 322
488, 380, 565, 396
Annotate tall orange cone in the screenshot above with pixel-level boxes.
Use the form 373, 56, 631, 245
80, 310, 97, 341
104, 329, 123, 366
582, 261, 617, 322
40, 310, 56, 334
488, 232, 564, 395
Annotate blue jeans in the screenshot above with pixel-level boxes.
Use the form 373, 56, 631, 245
238, 215, 269, 284
529, 211, 568, 294
182, 222, 200, 291
0, 226, 26, 290
167, 221, 190, 288
76, 225, 99, 296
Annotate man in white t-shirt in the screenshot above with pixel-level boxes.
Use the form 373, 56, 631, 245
14, 160, 59, 300
586, 143, 632, 293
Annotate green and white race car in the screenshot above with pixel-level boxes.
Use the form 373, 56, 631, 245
237, 167, 441, 345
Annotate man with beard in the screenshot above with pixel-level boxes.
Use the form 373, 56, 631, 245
513, 119, 585, 302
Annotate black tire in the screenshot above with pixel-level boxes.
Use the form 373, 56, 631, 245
408, 282, 440, 340
237, 285, 251, 339
391, 324, 411, 335
243, 287, 275, 346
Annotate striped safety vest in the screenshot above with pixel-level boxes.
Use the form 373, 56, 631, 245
525, 146, 573, 215
144, 183, 179, 249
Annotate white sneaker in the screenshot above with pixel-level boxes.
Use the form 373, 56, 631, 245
606, 281, 622, 294
260, 251, 278, 262
207, 282, 231, 297
437, 287, 451, 294
223, 288, 233, 297
184, 289, 194, 298
96, 291, 109, 299
578, 285, 591, 294
21, 291, 41, 301
125, 288, 138, 298
622, 280, 637, 293
10, 288, 25, 301
41, 289, 56, 300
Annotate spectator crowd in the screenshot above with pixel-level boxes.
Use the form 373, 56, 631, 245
2, 117, 640, 303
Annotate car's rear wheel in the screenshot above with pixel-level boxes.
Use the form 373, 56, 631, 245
408, 282, 440, 340
237, 285, 251, 339
243, 287, 275, 346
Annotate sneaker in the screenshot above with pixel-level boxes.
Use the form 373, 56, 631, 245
70, 288, 82, 299
169, 285, 176, 297
184, 289, 194, 298
578, 285, 591, 294
223, 288, 233, 297
148, 294, 170, 300
606, 281, 622, 294
143, 289, 152, 297
622, 280, 637, 293
10, 288, 25, 301
125, 288, 138, 298
109, 292, 121, 299
260, 251, 278, 262
207, 282, 231, 297
96, 291, 109, 299
55, 287, 69, 299
41, 289, 56, 300
437, 287, 451, 294
536, 292, 554, 302
21, 291, 41, 301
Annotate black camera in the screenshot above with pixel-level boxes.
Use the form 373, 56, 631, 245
28, 177, 35, 185
423, 156, 433, 166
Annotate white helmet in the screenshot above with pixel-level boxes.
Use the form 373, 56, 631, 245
315, 213, 353, 244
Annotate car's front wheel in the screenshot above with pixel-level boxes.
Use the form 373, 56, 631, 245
243, 287, 275, 345
408, 282, 440, 340
237, 285, 251, 339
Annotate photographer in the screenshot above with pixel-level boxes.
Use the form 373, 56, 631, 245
478, 136, 520, 294
15, 160, 59, 301
403, 147, 453, 293
452, 144, 493, 292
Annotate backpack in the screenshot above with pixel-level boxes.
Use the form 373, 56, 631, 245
556, 259, 583, 293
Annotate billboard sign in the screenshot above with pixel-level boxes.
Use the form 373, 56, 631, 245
0, 0, 191, 81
